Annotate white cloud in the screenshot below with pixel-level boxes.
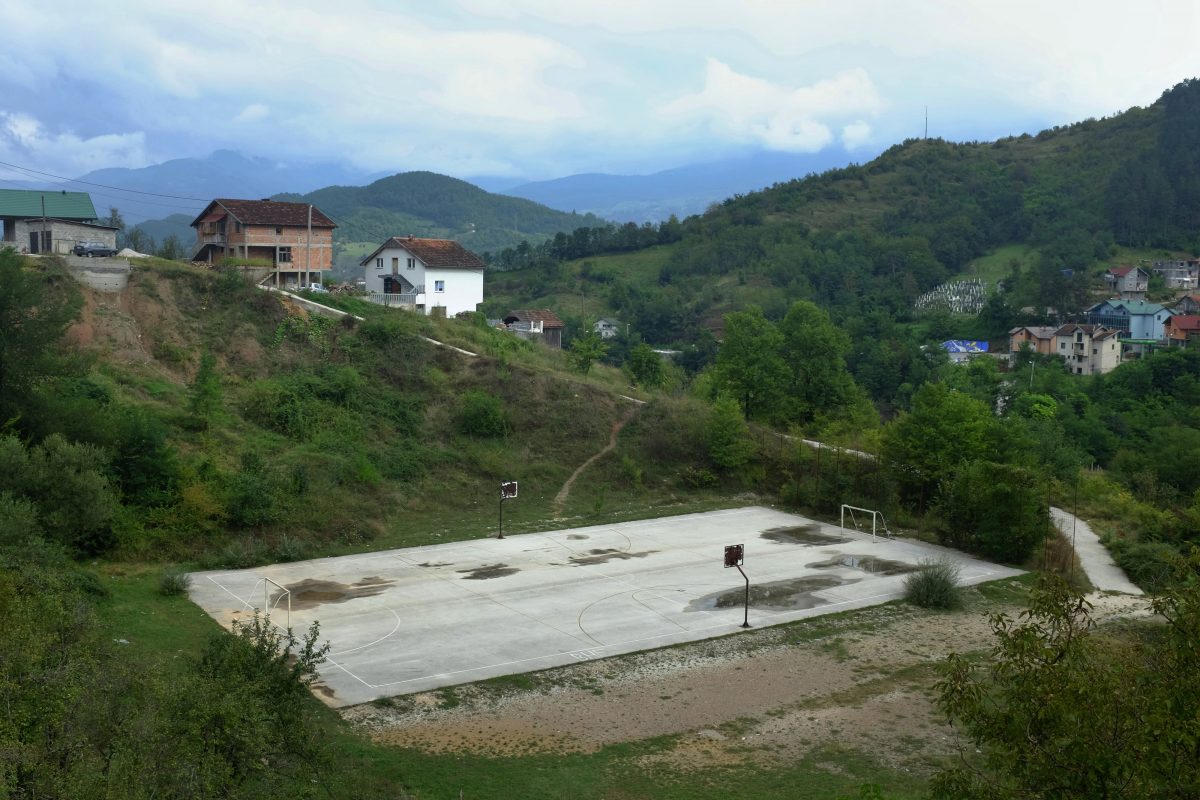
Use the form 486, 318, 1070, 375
661, 62, 882, 152
841, 121, 872, 150
233, 104, 269, 124
0, 112, 150, 175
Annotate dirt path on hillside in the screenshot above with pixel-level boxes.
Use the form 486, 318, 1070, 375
550, 402, 641, 519
344, 587, 1150, 775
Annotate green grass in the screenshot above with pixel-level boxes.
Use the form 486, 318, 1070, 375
962, 243, 1036, 288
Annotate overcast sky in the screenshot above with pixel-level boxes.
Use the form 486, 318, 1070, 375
2, 0, 1198, 182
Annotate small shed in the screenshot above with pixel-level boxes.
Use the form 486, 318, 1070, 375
503, 309, 565, 348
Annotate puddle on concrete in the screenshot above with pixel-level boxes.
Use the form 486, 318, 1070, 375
569, 548, 656, 566
686, 575, 854, 612
277, 576, 394, 610
458, 563, 520, 580
805, 554, 918, 576
312, 683, 336, 698
417, 561, 453, 568
760, 525, 851, 546
567, 534, 589, 540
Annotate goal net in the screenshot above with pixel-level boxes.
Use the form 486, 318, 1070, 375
840, 504, 893, 542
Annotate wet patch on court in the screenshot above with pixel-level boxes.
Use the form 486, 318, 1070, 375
567, 534, 589, 540
804, 554, 918, 576
686, 575, 855, 612
278, 576, 395, 610
417, 561, 453, 568
569, 548, 657, 566
760, 525, 851, 546
458, 563, 521, 580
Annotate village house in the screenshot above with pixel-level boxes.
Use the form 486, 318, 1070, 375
594, 318, 624, 339
1085, 299, 1174, 341
1173, 295, 1200, 316
190, 199, 335, 287
1054, 324, 1122, 375
360, 236, 485, 316
1151, 259, 1199, 290
500, 309, 565, 348
1104, 265, 1149, 298
1007, 325, 1058, 355
1165, 315, 1200, 347
0, 189, 118, 255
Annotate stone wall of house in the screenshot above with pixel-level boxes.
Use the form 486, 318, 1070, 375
12, 219, 116, 254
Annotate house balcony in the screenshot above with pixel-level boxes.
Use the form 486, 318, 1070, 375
367, 287, 425, 310
195, 233, 227, 247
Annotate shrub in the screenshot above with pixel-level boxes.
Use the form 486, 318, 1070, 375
904, 559, 962, 609
456, 390, 508, 437
1108, 538, 1179, 594
159, 569, 192, 597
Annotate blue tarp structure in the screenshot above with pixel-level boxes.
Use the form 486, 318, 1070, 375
941, 340, 989, 353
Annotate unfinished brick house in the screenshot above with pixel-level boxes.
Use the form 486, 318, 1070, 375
190, 199, 336, 287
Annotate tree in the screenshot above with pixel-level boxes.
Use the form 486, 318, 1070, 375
777, 300, 864, 428
881, 382, 995, 507
626, 342, 663, 387
0, 249, 81, 424
706, 395, 755, 471
157, 234, 185, 261
103, 206, 125, 233
935, 460, 1048, 563
933, 566, 1200, 799
124, 227, 156, 255
713, 306, 788, 420
569, 329, 608, 374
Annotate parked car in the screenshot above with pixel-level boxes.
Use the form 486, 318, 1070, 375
73, 241, 117, 258
306, 283, 328, 293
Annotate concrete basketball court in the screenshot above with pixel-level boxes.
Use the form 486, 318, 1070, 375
187, 506, 1022, 707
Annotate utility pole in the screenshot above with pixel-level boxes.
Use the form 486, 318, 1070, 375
306, 204, 313, 287
40, 194, 47, 254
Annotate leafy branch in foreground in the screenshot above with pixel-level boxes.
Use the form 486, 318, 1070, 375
932, 559, 1200, 799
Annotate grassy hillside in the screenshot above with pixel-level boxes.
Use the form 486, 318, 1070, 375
483, 80, 1200, 353
276, 171, 606, 276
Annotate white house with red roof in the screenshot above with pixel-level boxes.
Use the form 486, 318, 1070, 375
360, 235, 486, 316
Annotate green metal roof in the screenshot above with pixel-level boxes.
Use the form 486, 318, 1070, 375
0, 189, 98, 220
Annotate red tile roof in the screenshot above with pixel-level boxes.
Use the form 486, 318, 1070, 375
190, 199, 336, 228
359, 236, 486, 269
504, 309, 564, 328
1108, 265, 1136, 276
1168, 315, 1200, 332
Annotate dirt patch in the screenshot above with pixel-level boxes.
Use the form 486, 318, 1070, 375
345, 580, 1139, 775
457, 563, 520, 580
569, 548, 657, 566
277, 576, 394, 609
760, 525, 851, 546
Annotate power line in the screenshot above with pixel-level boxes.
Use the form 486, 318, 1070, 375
0, 158, 210, 201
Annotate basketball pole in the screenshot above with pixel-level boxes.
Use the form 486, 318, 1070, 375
735, 564, 750, 628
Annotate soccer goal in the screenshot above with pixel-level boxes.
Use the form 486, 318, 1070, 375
245, 577, 291, 631
840, 504, 893, 542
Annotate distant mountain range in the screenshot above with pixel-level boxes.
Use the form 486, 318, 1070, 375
496, 149, 869, 223
63, 150, 383, 225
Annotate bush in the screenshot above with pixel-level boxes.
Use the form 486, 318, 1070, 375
456, 390, 508, 437
1108, 538, 1179, 594
904, 559, 962, 609
159, 569, 192, 597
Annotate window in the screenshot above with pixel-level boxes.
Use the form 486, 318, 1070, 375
278, 247, 292, 263
376, 257, 383, 269
235, 221, 243, 233
407, 257, 416, 270
275, 227, 282, 235
392, 257, 399, 270
434, 280, 445, 293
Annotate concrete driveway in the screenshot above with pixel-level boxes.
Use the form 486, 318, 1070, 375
187, 506, 1021, 707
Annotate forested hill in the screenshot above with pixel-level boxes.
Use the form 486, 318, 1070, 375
275, 171, 605, 259
485, 78, 1200, 345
